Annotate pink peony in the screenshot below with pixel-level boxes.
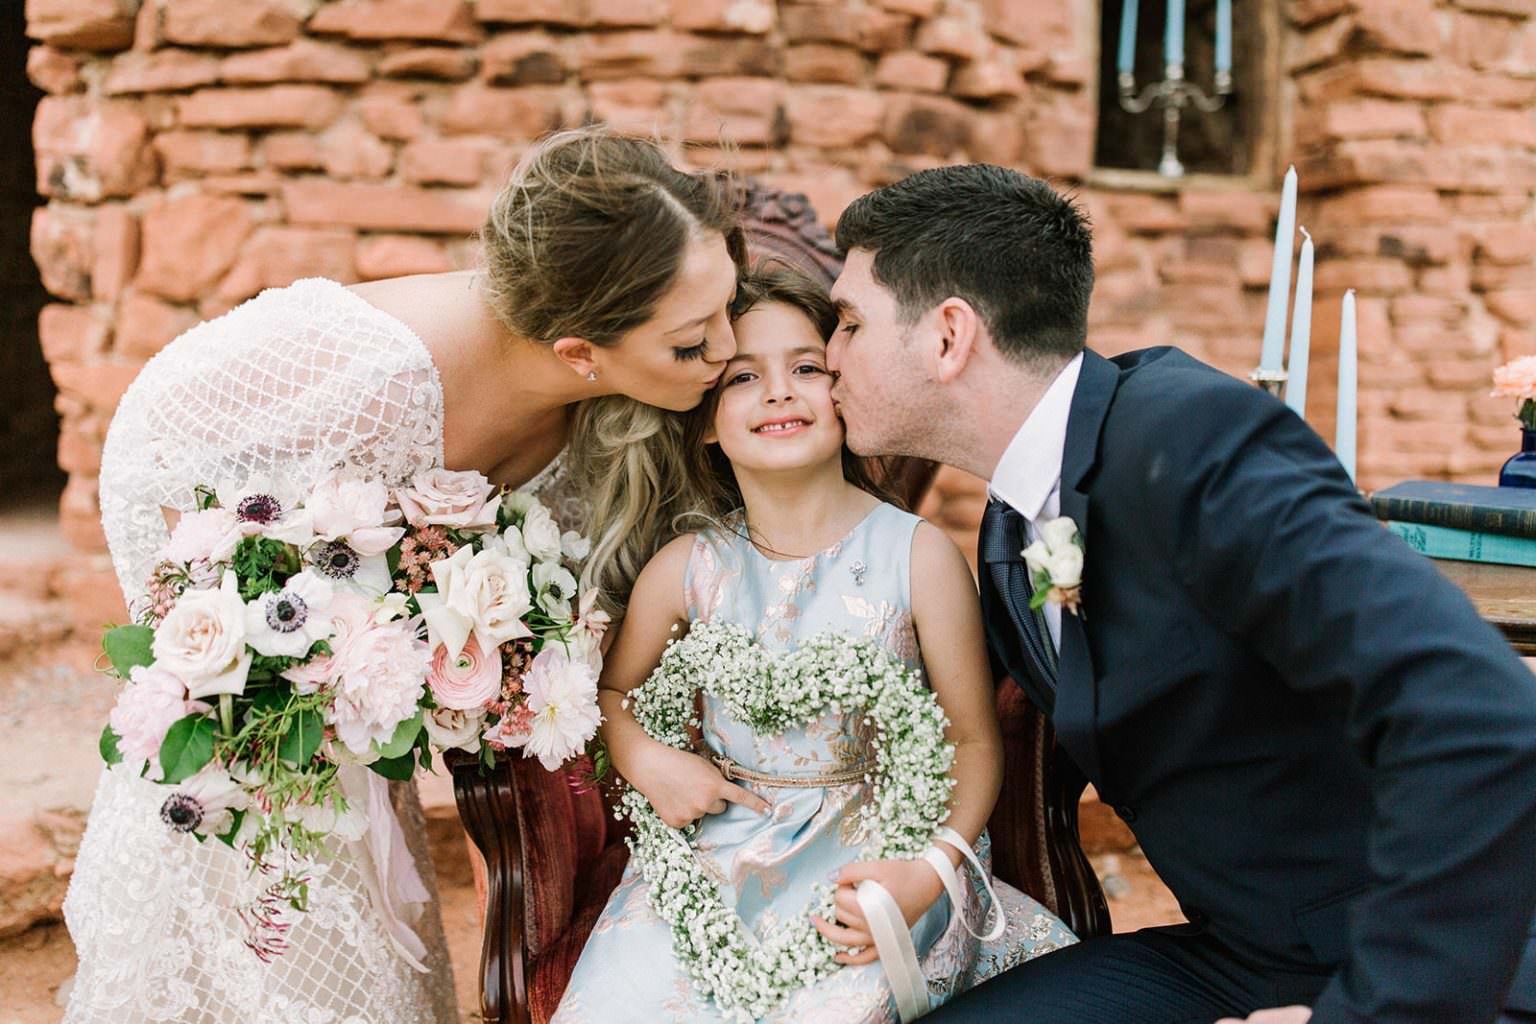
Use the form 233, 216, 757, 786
427, 634, 503, 711
1493, 356, 1536, 399
394, 468, 498, 531
162, 506, 237, 564
109, 665, 204, 780
504, 647, 601, 771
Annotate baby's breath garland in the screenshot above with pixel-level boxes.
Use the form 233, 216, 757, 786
618, 621, 956, 1022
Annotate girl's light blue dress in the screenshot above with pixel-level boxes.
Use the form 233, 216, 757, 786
553, 503, 1076, 1023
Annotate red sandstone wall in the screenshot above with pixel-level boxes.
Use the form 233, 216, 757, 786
22, 0, 1536, 626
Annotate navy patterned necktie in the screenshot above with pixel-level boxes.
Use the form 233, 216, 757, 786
981, 498, 1058, 691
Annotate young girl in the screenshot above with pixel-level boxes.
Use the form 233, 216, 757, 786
553, 265, 1074, 1022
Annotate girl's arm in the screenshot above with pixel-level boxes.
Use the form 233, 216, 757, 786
598, 534, 771, 828
815, 520, 1004, 963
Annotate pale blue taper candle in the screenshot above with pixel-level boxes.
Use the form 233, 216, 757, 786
1336, 290, 1358, 482
1118, 0, 1140, 75
1165, 0, 1185, 68
1215, 0, 1232, 74
1285, 229, 1313, 418
1260, 167, 1297, 373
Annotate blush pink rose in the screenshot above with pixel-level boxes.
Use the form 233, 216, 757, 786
427, 633, 503, 711
109, 665, 206, 780
395, 468, 498, 531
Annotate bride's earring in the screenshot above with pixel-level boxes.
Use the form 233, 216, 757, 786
586, 371, 598, 382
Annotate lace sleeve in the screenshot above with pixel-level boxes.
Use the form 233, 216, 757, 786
100, 279, 444, 606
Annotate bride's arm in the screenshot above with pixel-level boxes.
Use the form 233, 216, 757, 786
816, 520, 1004, 964
597, 535, 771, 827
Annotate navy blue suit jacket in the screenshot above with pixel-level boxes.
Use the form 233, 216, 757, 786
980, 347, 1536, 1022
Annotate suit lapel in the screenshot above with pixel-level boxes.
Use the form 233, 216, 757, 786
1049, 350, 1118, 785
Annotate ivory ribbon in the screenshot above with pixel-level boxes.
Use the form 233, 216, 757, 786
855, 827, 1010, 1023
339, 764, 431, 972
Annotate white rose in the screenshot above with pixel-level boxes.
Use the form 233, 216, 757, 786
152, 572, 252, 700
423, 707, 485, 753
416, 545, 532, 657
244, 570, 337, 658
394, 468, 498, 531
560, 530, 591, 561
308, 471, 404, 556
520, 504, 564, 562
502, 490, 537, 517
1021, 539, 1052, 581
1045, 543, 1083, 585
499, 524, 530, 564
533, 560, 578, 621
1039, 516, 1079, 552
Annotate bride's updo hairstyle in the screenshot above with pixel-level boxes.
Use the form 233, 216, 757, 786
484, 127, 747, 619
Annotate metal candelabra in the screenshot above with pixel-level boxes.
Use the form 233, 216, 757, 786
1117, 64, 1233, 178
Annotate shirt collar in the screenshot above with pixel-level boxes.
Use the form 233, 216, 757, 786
988, 352, 1084, 522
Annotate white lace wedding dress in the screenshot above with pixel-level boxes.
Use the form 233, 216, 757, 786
64, 277, 582, 1023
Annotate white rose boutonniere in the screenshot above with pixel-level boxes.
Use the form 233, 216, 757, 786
1021, 515, 1085, 616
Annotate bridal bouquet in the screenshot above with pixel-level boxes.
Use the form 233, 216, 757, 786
99, 467, 605, 953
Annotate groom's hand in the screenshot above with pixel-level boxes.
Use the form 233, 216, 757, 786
1215, 1008, 1311, 1024
812, 859, 945, 965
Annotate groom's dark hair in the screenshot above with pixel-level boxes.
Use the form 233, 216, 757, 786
834, 164, 1093, 365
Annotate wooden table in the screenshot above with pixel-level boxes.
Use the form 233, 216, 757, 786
1432, 560, 1536, 657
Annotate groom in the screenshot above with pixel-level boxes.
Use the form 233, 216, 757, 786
825, 164, 1536, 1024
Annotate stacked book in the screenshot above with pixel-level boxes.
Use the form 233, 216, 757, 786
1371, 481, 1536, 567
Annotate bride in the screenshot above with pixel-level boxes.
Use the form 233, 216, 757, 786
62, 126, 747, 1023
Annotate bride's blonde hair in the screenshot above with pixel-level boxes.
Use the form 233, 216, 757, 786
573, 262, 898, 617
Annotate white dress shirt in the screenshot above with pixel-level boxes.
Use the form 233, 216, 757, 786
986, 352, 1084, 653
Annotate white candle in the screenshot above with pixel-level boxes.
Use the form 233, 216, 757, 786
1336, 289, 1357, 482
1165, 0, 1185, 68
1285, 228, 1314, 418
1118, 0, 1139, 75
1260, 166, 1298, 373
1215, 0, 1232, 75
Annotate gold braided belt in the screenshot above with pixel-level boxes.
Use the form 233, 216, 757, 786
709, 752, 872, 788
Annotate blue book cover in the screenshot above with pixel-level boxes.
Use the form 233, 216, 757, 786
1371, 481, 1536, 539
1386, 521, 1536, 569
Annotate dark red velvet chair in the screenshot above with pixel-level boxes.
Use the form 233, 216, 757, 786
446, 185, 1111, 1024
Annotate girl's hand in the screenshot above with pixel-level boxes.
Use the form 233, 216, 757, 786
623, 741, 772, 828
811, 858, 946, 965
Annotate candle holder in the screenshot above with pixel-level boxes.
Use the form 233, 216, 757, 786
1250, 366, 1286, 398
1118, 64, 1233, 178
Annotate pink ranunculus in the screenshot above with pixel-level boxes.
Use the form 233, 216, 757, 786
394, 468, 499, 531
427, 634, 503, 711
1493, 355, 1536, 400
110, 665, 201, 780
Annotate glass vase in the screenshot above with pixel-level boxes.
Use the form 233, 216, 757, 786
1499, 427, 1536, 489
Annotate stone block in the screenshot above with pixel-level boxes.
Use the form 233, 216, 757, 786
1354, 0, 1441, 57
33, 97, 156, 202
873, 50, 950, 92
27, 46, 83, 94
401, 139, 485, 185
309, 0, 481, 42
881, 92, 972, 157
102, 49, 221, 94
1453, 9, 1521, 67
220, 40, 373, 84
574, 30, 682, 79
681, 35, 779, 77
93, 204, 138, 301
914, 13, 987, 61
585, 0, 667, 27
1313, 257, 1414, 293
177, 85, 342, 130
784, 44, 865, 84
380, 46, 479, 79
161, 0, 305, 48
1299, 99, 1427, 146
31, 206, 96, 302
25, 0, 137, 50
355, 234, 453, 279
482, 31, 567, 85
135, 193, 253, 302
1022, 95, 1093, 178
217, 226, 357, 305
854, 7, 912, 52
115, 290, 197, 359
282, 180, 490, 234
153, 130, 253, 176
1475, 224, 1536, 265
358, 94, 426, 140
786, 85, 884, 148
781, 3, 857, 45
317, 119, 395, 179
951, 57, 1024, 99
50, 361, 141, 416
474, 0, 576, 23
439, 84, 564, 139
1428, 104, 1536, 146
669, 0, 775, 33
1485, 289, 1536, 324
1318, 185, 1448, 226
38, 304, 109, 365
262, 131, 323, 170
980, 0, 1071, 50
